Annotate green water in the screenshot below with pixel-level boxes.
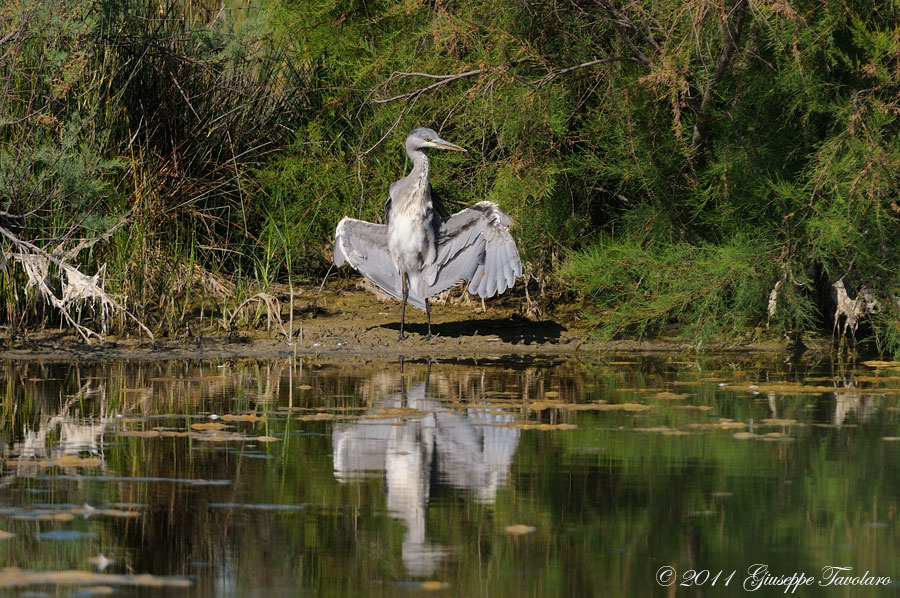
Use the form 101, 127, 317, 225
1, 355, 899, 596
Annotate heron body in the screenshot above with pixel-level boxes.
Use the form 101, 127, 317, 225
387, 140, 436, 296
334, 127, 522, 339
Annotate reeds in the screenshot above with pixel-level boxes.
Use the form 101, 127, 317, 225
0, 0, 304, 339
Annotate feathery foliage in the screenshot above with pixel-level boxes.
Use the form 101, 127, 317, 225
1, 0, 899, 348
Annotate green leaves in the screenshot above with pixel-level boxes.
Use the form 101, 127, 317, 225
2, 0, 899, 345
563, 234, 779, 345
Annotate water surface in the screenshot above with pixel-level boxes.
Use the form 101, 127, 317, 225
1, 355, 899, 595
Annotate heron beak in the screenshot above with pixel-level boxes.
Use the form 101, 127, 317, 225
430, 137, 467, 152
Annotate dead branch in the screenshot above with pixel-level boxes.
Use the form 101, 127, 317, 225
0, 223, 154, 341
833, 279, 876, 343
0, 29, 18, 47
57, 211, 134, 261
373, 56, 645, 106
533, 56, 645, 89
371, 69, 484, 104
360, 98, 416, 156
595, 0, 656, 67
689, 0, 749, 161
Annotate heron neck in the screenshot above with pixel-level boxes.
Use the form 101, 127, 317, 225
397, 148, 430, 210
407, 148, 430, 184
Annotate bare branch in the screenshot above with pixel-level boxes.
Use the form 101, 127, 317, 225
373, 56, 645, 105
0, 29, 18, 47
534, 56, 644, 88
58, 211, 134, 261
690, 0, 749, 161
595, 0, 656, 67
371, 69, 483, 104
385, 71, 476, 80
360, 98, 416, 156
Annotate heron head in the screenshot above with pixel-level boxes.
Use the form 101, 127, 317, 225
406, 127, 467, 153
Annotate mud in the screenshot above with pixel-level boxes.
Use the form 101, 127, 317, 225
0, 280, 793, 363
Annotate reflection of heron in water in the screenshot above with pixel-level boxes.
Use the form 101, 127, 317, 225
332, 369, 520, 576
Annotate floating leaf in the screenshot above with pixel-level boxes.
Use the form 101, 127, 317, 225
509, 423, 577, 431
220, 414, 265, 422
0, 531, 13, 540
373, 407, 424, 417
299, 413, 336, 421
726, 382, 835, 394
862, 361, 900, 368
656, 392, 689, 400
504, 524, 537, 536
98, 509, 141, 518
589, 402, 651, 411
58, 456, 99, 468
761, 432, 794, 441
733, 432, 758, 440
634, 427, 689, 436
191, 422, 228, 431
687, 420, 746, 430
0, 567, 191, 588
6, 455, 101, 469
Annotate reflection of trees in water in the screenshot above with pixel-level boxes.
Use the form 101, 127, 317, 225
0, 360, 284, 464
1, 379, 115, 480
333, 370, 521, 576
762, 377, 878, 427
0, 360, 288, 581
827, 377, 877, 426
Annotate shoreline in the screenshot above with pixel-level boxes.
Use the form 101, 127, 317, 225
0, 283, 802, 363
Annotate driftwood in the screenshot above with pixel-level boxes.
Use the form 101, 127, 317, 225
0, 221, 153, 342
833, 279, 876, 345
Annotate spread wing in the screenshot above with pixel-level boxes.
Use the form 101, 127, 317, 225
424, 201, 522, 299
334, 217, 426, 309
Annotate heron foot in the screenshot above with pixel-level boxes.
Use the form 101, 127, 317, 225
424, 333, 439, 341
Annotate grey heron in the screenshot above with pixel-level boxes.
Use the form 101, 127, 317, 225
334, 127, 522, 339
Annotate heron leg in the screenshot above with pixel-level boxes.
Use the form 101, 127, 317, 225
399, 274, 408, 340
425, 298, 432, 339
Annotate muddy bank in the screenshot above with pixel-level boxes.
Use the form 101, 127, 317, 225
0, 281, 795, 362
